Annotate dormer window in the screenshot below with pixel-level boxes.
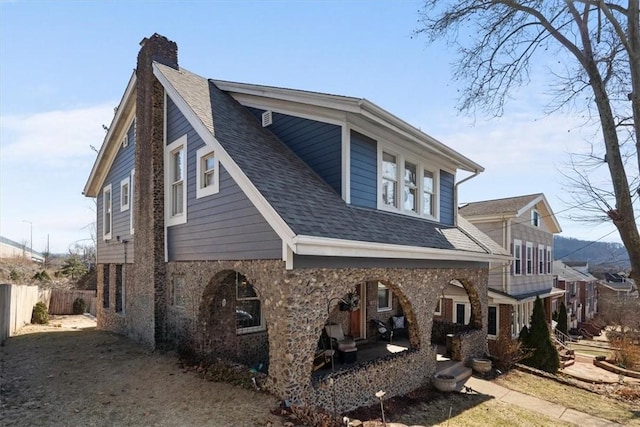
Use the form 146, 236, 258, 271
379, 146, 439, 220
382, 152, 397, 207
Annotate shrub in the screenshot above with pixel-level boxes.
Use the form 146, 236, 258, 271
492, 334, 532, 372
31, 301, 49, 324
72, 297, 87, 314
32, 270, 51, 281
9, 269, 20, 282
519, 296, 560, 373
557, 301, 568, 335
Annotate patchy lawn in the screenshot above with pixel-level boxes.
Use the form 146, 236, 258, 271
495, 370, 640, 426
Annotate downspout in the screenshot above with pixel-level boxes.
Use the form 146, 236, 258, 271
454, 169, 481, 225
503, 218, 511, 293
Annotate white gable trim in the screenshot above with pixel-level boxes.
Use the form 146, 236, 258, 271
290, 235, 513, 263
517, 194, 562, 233
154, 64, 296, 250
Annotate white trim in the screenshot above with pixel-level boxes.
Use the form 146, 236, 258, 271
130, 168, 135, 235
120, 177, 130, 212
377, 143, 440, 221
453, 302, 471, 324
342, 124, 350, 203
513, 239, 522, 276
291, 234, 513, 263
377, 282, 393, 312
236, 281, 266, 335
538, 244, 545, 275
196, 145, 219, 198
434, 297, 442, 315
154, 66, 295, 249
102, 184, 113, 241
525, 242, 533, 275
546, 246, 552, 274
230, 96, 346, 127
165, 135, 187, 227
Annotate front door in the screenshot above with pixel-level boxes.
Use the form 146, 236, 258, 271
455, 303, 466, 325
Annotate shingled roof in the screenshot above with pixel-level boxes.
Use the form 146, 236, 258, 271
459, 194, 542, 217
153, 63, 510, 260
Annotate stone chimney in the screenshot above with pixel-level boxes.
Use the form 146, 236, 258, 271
130, 34, 178, 348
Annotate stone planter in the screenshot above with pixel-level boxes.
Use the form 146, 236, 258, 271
472, 358, 492, 375
433, 374, 456, 392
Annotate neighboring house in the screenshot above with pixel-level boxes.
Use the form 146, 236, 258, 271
598, 273, 638, 299
458, 194, 563, 352
0, 236, 44, 263
82, 34, 510, 412
554, 260, 598, 329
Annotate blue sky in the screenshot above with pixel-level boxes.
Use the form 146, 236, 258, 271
0, 0, 623, 253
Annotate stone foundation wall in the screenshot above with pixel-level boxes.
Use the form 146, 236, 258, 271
96, 263, 127, 334
158, 259, 488, 410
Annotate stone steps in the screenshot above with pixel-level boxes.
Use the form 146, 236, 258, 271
435, 360, 472, 389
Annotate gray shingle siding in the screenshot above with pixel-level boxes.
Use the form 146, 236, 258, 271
165, 95, 282, 261
349, 130, 377, 209
440, 170, 455, 226
97, 120, 136, 264
246, 107, 342, 195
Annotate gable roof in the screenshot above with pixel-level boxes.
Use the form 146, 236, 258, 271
553, 260, 597, 282
459, 193, 562, 233
85, 61, 512, 265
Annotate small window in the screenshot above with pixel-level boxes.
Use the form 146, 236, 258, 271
526, 243, 533, 275
423, 170, 434, 217
236, 277, 264, 334
120, 177, 130, 212
103, 184, 113, 240
434, 297, 442, 315
382, 152, 397, 207
532, 210, 540, 227
122, 134, 129, 148
403, 162, 417, 212
172, 277, 185, 308
488, 306, 498, 336
513, 240, 522, 275
196, 146, 219, 198
166, 136, 187, 226
377, 282, 392, 312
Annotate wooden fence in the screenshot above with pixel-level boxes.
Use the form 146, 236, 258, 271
48, 289, 97, 316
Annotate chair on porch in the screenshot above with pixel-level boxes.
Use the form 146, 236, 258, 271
389, 314, 408, 339
325, 323, 358, 363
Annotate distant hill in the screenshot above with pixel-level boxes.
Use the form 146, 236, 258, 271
554, 235, 630, 272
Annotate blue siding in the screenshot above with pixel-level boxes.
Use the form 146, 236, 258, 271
440, 170, 455, 226
246, 107, 342, 195
350, 131, 377, 208
97, 120, 136, 264
166, 97, 282, 261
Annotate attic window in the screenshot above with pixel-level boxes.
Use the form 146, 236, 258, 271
532, 210, 540, 227
122, 134, 129, 148
262, 110, 273, 127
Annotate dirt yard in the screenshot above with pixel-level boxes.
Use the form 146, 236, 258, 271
0, 316, 286, 427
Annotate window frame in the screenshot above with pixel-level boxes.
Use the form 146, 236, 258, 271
513, 239, 522, 275
381, 151, 398, 208
236, 280, 265, 335
377, 282, 393, 312
130, 169, 135, 235
434, 297, 442, 315
525, 242, 533, 275
546, 246, 552, 274
487, 305, 498, 338
377, 144, 441, 221
165, 135, 187, 227
532, 209, 540, 227
196, 146, 219, 199
120, 177, 130, 212
538, 244, 545, 275
103, 184, 113, 240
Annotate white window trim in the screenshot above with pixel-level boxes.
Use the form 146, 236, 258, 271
196, 145, 219, 199
513, 239, 522, 276
453, 301, 471, 324
525, 242, 533, 275
120, 177, 130, 212
130, 169, 135, 235
165, 135, 187, 227
103, 184, 113, 241
538, 244, 545, 275
487, 305, 499, 338
377, 144, 441, 221
236, 283, 266, 335
532, 209, 540, 227
377, 282, 393, 312
434, 297, 442, 315
546, 246, 552, 274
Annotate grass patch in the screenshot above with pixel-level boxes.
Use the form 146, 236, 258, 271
494, 370, 640, 425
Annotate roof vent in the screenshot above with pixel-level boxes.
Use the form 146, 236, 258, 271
262, 110, 273, 127
122, 134, 129, 148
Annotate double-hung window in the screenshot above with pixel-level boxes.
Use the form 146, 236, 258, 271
377, 282, 392, 312
532, 210, 540, 227
380, 148, 439, 219
382, 152, 398, 207
538, 245, 545, 275
196, 146, 219, 198
103, 184, 112, 240
120, 177, 130, 212
513, 239, 522, 275
166, 135, 187, 226
546, 246, 552, 274
525, 242, 533, 275
236, 278, 264, 334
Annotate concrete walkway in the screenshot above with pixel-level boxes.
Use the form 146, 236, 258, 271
462, 376, 623, 426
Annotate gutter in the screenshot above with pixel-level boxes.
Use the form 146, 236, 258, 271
454, 169, 481, 227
